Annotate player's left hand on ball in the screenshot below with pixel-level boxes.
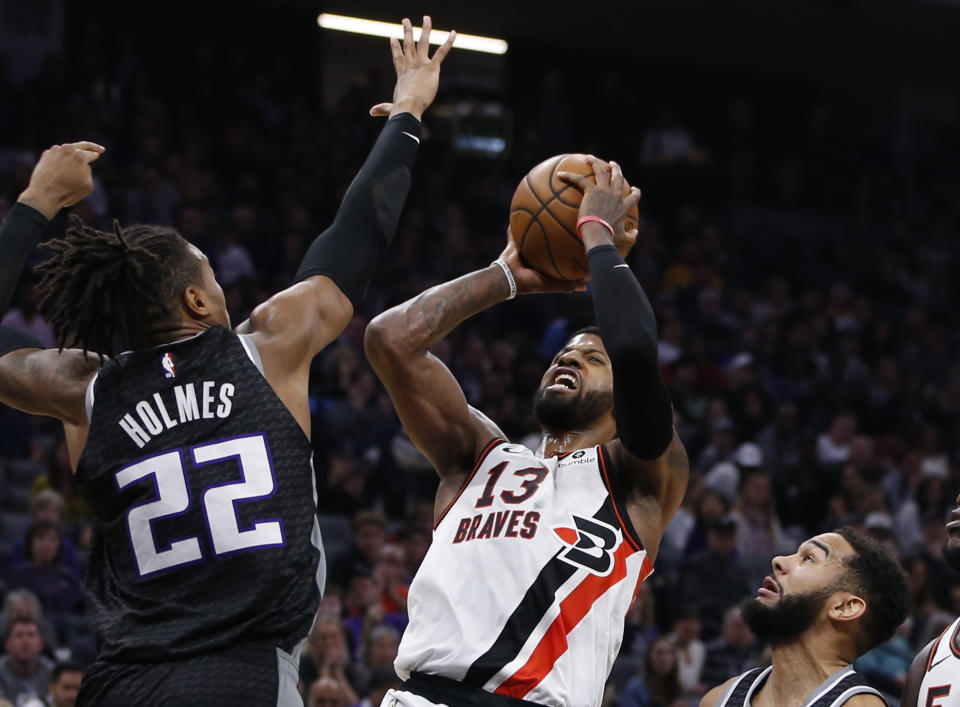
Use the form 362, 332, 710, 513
369, 16, 456, 121
558, 157, 642, 257
499, 227, 587, 296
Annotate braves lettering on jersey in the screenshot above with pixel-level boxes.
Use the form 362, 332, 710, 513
396, 440, 653, 707
717, 666, 884, 707
919, 616, 960, 707
77, 327, 324, 664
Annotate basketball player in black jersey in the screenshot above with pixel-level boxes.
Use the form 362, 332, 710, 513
0, 18, 454, 707
365, 159, 690, 705
901, 491, 960, 707
700, 528, 909, 707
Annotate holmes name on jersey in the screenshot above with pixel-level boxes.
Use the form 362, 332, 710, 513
117, 381, 236, 449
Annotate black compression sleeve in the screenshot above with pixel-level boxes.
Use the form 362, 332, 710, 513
0, 202, 48, 313
587, 244, 673, 459
295, 112, 422, 308
0, 325, 44, 357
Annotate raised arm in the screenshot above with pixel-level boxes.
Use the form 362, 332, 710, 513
0, 142, 104, 424
365, 232, 583, 477
244, 17, 455, 374
559, 159, 687, 524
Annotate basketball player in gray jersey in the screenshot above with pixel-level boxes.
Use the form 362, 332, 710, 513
0, 18, 454, 706
700, 528, 909, 707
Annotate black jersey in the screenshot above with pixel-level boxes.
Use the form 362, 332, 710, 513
77, 326, 322, 664
717, 665, 885, 707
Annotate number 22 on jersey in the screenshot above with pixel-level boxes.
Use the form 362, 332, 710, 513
115, 432, 284, 577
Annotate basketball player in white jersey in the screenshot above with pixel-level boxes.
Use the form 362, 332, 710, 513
364, 158, 688, 707
901, 492, 960, 707
700, 527, 910, 707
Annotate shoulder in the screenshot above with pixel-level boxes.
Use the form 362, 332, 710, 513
700, 675, 738, 707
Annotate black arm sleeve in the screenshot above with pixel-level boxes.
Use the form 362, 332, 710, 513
0, 202, 48, 313
295, 112, 422, 308
587, 244, 673, 459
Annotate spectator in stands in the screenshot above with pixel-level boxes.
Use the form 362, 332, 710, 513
0, 590, 56, 651
10, 491, 81, 578
299, 616, 362, 703
622, 583, 660, 659
328, 511, 387, 589
0, 283, 54, 349
306, 676, 350, 707
669, 609, 706, 697
699, 607, 758, 690
47, 660, 83, 707
29, 440, 88, 523
342, 569, 407, 668
816, 412, 857, 468
681, 488, 728, 560
617, 636, 682, 707
373, 544, 408, 614
6, 521, 84, 617
731, 469, 793, 586
0, 619, 53, 705
356, 668, 402, 707
680, 515, 750, 639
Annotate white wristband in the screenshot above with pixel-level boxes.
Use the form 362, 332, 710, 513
492, 258, 517, 300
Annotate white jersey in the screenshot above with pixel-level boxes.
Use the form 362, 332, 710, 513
919, 616, 960, 707
396, 439, 653, 707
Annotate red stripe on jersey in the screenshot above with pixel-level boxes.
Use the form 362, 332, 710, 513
494, 543, 653, 699
434, 438, 503, 530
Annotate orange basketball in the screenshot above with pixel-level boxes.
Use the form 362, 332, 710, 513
509, 154, 638, 281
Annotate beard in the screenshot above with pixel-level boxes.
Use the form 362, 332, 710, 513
740, 585, 836, 647
533, 386, 613, 432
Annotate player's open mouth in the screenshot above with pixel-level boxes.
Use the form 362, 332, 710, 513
547, 369, 579, 392
757, 575, 780, 599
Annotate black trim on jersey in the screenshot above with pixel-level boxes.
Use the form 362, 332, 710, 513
598, 444, 643, 552
927, 630, 946, 673
461, 497, 621, 689
434, 438, 504, 530
406, 672, 546, 707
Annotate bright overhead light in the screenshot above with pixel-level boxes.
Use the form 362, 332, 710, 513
317, 13, 508, 55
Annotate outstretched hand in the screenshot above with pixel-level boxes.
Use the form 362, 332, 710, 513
369, 16, 456, 121
558, 157, 641, 257
498, 227, 586, 296
18, 141, 105, 220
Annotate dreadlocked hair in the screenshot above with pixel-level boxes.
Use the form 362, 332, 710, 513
36, 216, 203, 357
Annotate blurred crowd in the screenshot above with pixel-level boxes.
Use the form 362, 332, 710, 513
0, 13, 958, 707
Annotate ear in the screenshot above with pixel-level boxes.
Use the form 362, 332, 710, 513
827, 591, 866, 624
182, 284, 210, 319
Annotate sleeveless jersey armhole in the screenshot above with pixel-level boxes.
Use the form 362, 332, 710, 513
433, 438, 504, 530
84, 371, 99, 424
597, 443, 644, 552
238, 334, 265, 376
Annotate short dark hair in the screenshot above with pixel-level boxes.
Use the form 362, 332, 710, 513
23, 520, 61, 563
571, 325, 601, 339
51, 660, 84, 683
834, 526, 910, 654
36, 217, 203, 357
4, 617, 38, 640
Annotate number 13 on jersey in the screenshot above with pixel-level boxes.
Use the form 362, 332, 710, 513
115, 433, 284, 577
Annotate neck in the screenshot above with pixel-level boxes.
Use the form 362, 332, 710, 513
9, 655, 38, 676
762, 634, 851, 704
536, 419, 616, 457
147, 321, 213, 347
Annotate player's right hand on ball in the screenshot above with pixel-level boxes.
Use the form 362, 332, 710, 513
558, 157, 641, 257
499, 227, 587, 296
19, 141, 105, 219
369, 16, 456, 121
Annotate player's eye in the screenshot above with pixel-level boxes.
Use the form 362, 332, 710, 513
802, 554, 814, 563
589, 357, 603, 364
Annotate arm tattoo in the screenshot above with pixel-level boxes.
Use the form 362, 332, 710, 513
412, 265, 510, 341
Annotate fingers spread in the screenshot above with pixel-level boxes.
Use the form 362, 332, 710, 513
589, 155, 610, 187
609, 160, 624, 191
432, 30, 456, 63
68, 141, 106, 154
417, 15, 432, 60
557, 171, 590, 191
402, 18, 415, 60
389, 36, 403, 72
